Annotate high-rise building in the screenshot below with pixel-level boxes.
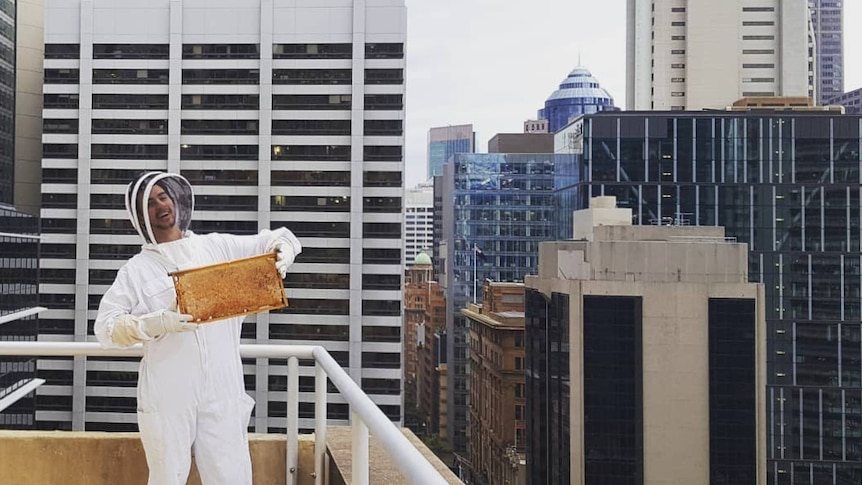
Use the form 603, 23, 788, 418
439, 152, 562, 457
0, 205, 40, 428
526, 198, 766, 485
0, 0, 15, 205
537, 66, 615, 133
39, 0, 406, 432
827, 87, 862, 115
427, 124, 475, 179
808, 0, 843, 105
14, 0, 45, 216
404, 183, 433, 267
463, 281, 527, 485
556, 110, 862, 483
626, 0, 817, 110
403, 250, 445, 436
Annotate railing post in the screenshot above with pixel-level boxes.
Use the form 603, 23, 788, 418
287, 356, 299, 485
314, 362, 326, 485
351, 411, 369, 485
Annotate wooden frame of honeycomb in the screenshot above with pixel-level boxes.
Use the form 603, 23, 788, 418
171, 252, 288, 323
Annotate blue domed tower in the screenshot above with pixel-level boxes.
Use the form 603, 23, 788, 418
539, 65, 616, 133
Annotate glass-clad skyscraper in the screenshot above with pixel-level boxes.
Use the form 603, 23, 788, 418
809, 0, 844, 105
427, 124, 475, 179
0, 205, 39, 428
538, 66, 615, 133
440, 153, 563, 456
556, 110, 862, 484
0, 0, 14, 205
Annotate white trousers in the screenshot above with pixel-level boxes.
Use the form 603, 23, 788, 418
138, 395, 255, 485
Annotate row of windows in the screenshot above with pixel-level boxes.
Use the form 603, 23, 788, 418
46, 68, 403, 86
43, 118, 402, 136
45, 143, 401, 161
42, 218, 402, 240
44, 43, 404, 60
39, 243, 392, 265
44, 94, 404, 111
41, 168, 401, 188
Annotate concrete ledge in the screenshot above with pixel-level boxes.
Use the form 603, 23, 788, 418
0, 428, 461, 484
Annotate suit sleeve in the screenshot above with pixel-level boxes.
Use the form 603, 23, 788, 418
94, 266, 140, 349
214, 227, 302, 262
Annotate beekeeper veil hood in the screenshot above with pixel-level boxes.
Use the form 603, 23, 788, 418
125, 171, 194, 245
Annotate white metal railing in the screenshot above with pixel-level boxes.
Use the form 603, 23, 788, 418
0, 341, 451, 485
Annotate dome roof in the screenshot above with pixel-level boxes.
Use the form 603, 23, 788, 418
413, 251, 432, 266
544, 66, 614, 103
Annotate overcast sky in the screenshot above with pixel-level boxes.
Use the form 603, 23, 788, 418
403, 0, 862, 188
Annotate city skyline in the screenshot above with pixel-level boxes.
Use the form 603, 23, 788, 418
404, 0, 862, 188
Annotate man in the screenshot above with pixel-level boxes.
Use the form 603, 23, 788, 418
95, 172, 301, 485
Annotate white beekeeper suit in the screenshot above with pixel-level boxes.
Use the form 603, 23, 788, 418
94, 172, 301, 485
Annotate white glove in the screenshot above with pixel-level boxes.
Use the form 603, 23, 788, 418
266, 233, 301, 278
110, 305, 196, 346
138, 308, 197, 338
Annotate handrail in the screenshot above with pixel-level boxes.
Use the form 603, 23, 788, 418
0, 341, 450, 485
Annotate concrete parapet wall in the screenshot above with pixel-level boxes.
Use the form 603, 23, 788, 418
0, 428, 462, 484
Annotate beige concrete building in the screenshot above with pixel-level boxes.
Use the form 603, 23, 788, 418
463, 281, 527, 485
525, 197, 766, 485
14, 0, 44, 215
626, 0, 816, 111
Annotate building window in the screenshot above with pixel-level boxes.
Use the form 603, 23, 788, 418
271, 196, 350, 212
363, 171, 402, 188
92, 119, 167, 134
671, 35, 685, 40
671, 63, 685, 69
742, 21, 774, 26
671, 21, 685, 26
272, 94, 351, 110
742, 6, 775, 12
272, 43, 351, 59
43, 119, 79, 134
742, 49, 775, 54
271, 171, 351, 187
742, 77, 775, 83
44, 44, 79, 59
92, 94, 169, 110
365, 69, 404, 85
742, 63, 775, 68
91, 144, 168, 160
43, 94, 79, 109
271, 145, 350, 161
671, 49, 685, 55
364, 94, 403, 111
365, 43, 404, 59
671, 91, 685, 97
363, 196, 401, 213
181, 94, 259, 110
44, 69, 79, 84
364, 145, 402, 162
93, 69, 169, 84
93, 44, 169, 59
180, 145, 259, 161
272, 119, 350, 136
182, 69, 259, 85
182, 44, 260, 59
364, 119, 403, 136
671, 7, 685, 12
272, 69, 351, 85
42, 144, 78, 159
742, 35, 775, 40
671, 77, 685, 82
181, 120, 258, 135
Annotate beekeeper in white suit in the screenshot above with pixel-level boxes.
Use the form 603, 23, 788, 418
95, 171, 301, 485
